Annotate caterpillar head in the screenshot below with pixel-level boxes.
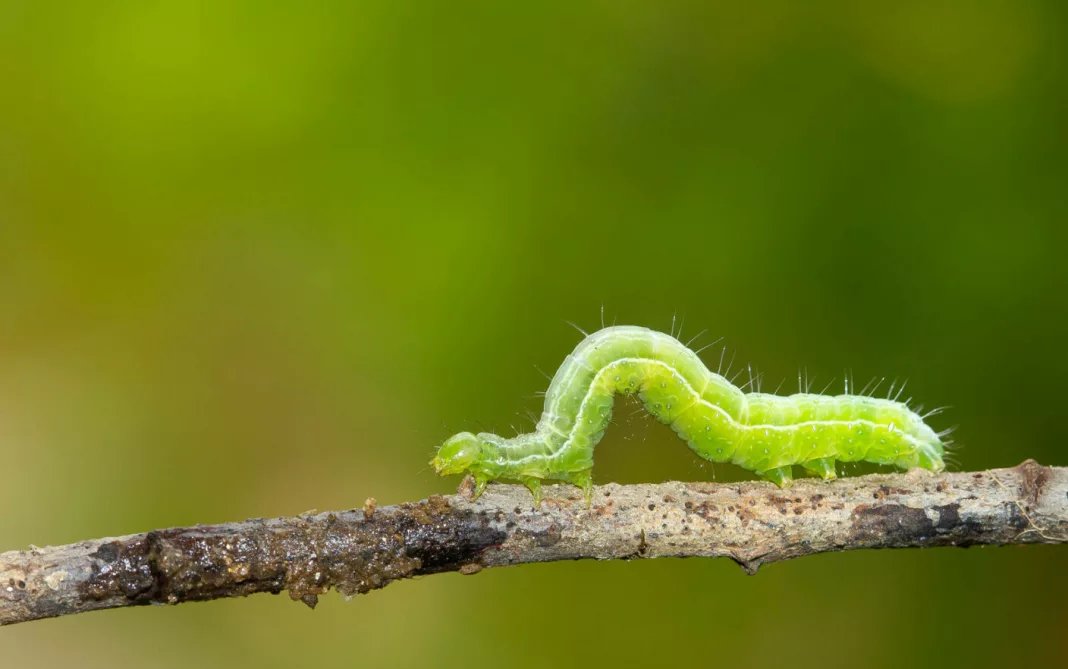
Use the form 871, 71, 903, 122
432, 432, 484, 475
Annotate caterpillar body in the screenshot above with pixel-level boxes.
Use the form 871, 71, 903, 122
432, 326, 947, 504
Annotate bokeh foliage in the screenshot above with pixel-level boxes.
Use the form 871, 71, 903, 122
2, 1, 1066, 666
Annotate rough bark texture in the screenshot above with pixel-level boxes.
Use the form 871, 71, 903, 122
2, 460, 1065, 626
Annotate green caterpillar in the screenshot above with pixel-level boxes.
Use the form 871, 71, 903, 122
432, 326, 947, 504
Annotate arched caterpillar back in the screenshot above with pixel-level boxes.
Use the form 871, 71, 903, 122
432, 326, 947, 504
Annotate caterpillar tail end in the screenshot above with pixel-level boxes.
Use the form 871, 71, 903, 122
916, 447, 946, 474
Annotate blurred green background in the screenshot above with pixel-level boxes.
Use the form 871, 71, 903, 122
2, 1, 1066, 666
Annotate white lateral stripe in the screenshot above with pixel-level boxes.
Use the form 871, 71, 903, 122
502, 356, 924, 466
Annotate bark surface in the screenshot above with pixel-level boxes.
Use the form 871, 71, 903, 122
2, 461, 1064, 626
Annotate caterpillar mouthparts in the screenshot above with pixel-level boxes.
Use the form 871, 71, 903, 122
434, 325, 947, 506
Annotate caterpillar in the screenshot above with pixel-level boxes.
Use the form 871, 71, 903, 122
432, 325, 947, 505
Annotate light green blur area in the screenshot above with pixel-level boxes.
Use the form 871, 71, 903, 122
2, 1, 1066, 666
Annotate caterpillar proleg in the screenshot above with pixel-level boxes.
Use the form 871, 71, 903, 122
432, 326, 947, 504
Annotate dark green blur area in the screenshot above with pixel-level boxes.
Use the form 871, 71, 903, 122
2, 0, 1066, 666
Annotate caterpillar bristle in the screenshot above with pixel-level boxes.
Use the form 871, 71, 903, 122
893, 380, 908, 402
740, 366, 757, 392
723, 351, 737, 379
565, 320, 590, 338
693, 337, 723, 357
685, 329, 709, 348
936, 425, 958, 438
923, 406, 952, 420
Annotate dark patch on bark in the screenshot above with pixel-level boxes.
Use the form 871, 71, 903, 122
83, 534, 159, 603
874, 486, 910, 499
533, 524, 563, 548
74, 500, 506, 609
932, 504, 961, 530
851, 504, 934, 543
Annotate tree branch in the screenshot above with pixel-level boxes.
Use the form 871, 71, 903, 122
2, 460, 1065, 626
